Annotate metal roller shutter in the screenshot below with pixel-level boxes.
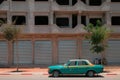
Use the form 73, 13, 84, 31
58, 40, 77, 64
106, 40, 120, 65
35, 41, 52, 65
13, 41, 32, 64
0, 41, 8, 65
82, 40, 101, 63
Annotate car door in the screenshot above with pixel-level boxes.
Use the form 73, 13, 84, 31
76, 61, 89, 74
63, 61, 77, 74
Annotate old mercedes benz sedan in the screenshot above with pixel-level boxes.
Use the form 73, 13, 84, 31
48, 59, 104, 77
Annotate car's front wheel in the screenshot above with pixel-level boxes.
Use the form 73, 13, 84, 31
86, 70, 95, 77
52, 71, 60, 77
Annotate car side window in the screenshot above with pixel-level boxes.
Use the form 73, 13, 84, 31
68, 61, 77, 66
82, 61, 88, 65
78, 61, 88, 65
78, 61, 82, 65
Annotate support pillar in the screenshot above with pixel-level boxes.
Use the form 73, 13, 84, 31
7, 0, 12, 24
27, 0, 34, 33
8, 41, 13, 66
105, 12, 111, 26
78, 14, 81, 25
52, 36, 58, 64
77, 35, 82, 59
32, 39, 35, 65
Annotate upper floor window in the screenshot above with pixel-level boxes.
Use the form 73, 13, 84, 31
111, 0, 120, 2
55, 14, 77, 28
111, 16, 120, 25
56, 17, 69, 27
72, 0, 77, 5
35, 16, 48, 25
0, 0, 4, 4
72, 14, 77, 28
12, 0, 26, 1
0, 18, 7, 26
89, 0, 102, 6
56, 0, 77, 5
81, 16, 86, 26
56, 0, 69, 5
12, 16, 26, 25
89, 18, 102, 26
35, 0, 48, 1
81, 0, 86, 4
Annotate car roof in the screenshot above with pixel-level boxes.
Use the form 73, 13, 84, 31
69, 59, 89, 62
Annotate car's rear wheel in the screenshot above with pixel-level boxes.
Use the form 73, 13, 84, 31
86, 71, 95, 77
52, 71, 60, 77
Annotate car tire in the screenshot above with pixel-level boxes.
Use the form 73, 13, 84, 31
86, 71, 95, 77
52, 71, 60, 77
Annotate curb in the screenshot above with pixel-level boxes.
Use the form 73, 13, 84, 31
0, 73, 10, 75
21, 73, 32, 75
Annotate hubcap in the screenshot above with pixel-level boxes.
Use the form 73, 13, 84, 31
53, 71, 59, 77
88, 71, 94, 77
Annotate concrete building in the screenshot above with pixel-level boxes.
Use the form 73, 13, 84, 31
0, 0, 120, 66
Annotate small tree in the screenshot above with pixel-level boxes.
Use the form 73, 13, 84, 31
1, 24, 21, 71
84, 20, 110, 65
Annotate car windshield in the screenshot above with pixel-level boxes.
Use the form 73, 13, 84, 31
64, 61, 70, 66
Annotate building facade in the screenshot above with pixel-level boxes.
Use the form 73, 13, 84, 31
0, 0, 120, 66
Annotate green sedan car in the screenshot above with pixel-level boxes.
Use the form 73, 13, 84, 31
48, 59, 104, 77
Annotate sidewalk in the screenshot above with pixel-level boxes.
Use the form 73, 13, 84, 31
0, 68, 48, 72
104, 66, 120, 75
0, 68, 48, 75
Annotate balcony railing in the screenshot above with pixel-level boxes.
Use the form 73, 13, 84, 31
21, 24, 86, 34
51, 24, 86, 33
21, 25, 51, 33
10, 24, 86, 34
0, 24, 117, 34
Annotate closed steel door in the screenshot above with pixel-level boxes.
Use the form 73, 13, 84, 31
58, 40, 77, 64
13, 41, 32, 64
35, 40, 52, 65
0, 41, 8, 65
106, 40, 120, 65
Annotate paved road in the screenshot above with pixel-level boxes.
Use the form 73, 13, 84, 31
0, 73, 119, 80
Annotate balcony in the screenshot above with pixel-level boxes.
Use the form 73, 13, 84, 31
0, 1, 8, 11
21, 25, 51, 33
18, 24, 86, 34
51, 24, 86, 34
